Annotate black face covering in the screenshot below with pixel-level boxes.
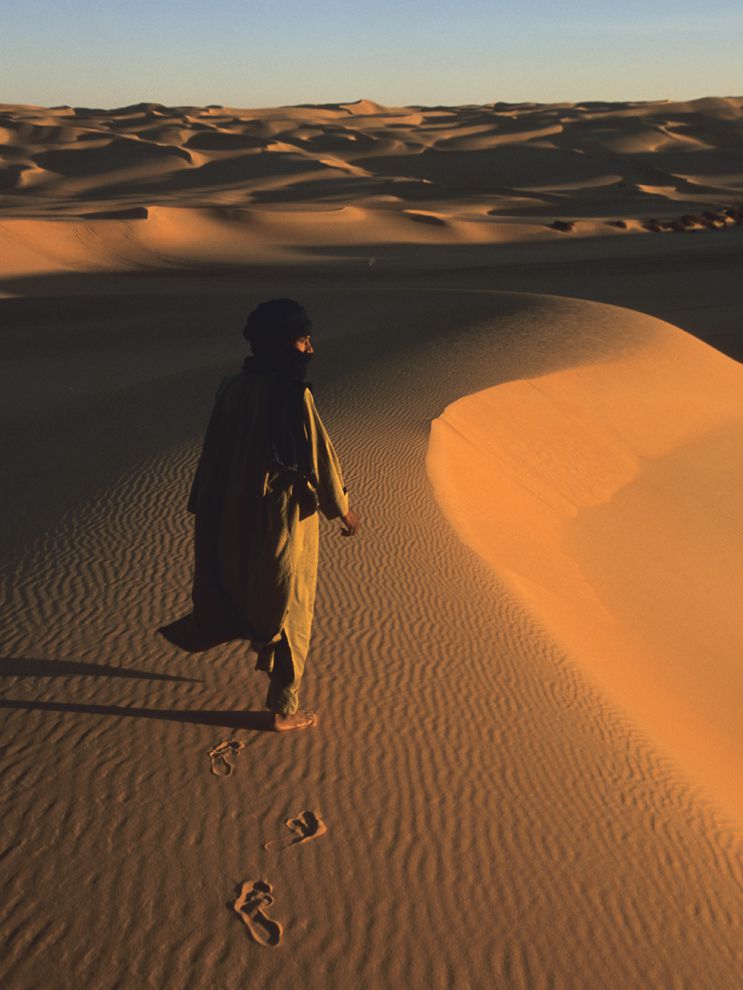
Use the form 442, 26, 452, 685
284, 349, 313, 379
243, 347, 312, 379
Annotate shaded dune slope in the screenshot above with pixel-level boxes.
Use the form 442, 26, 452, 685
2, 289, 741, 989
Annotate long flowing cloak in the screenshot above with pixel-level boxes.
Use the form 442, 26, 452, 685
184, 369, 349, 652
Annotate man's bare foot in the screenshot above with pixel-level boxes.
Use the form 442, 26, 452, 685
272, 710, 318, 732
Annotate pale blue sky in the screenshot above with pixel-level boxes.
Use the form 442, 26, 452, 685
2, 0, 742, 108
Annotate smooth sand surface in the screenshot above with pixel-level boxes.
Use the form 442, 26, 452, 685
427, 303, 743, 823
2, 99, 743, 988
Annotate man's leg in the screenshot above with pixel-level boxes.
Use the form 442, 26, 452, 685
265, 513, 318, 730
265, 631, 301, 715
265, 640, 316, 730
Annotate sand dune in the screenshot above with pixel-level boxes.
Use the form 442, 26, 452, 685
2, 286, 742, 988
1, 97, 743, 276
427, 303, 743, 822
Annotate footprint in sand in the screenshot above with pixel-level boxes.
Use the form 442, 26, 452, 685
263, 810, 327, 850
208, 740, 244, 777
233, 880, 283, 947
286, 809, 327, 844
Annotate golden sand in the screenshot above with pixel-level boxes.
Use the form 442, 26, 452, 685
1, 98, 742, 988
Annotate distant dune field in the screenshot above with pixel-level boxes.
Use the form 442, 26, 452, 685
1, 96, 742, 274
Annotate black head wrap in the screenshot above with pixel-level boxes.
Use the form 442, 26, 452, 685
243, 298, 312, 363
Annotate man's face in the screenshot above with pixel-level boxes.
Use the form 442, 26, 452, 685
291, 334, 314, 354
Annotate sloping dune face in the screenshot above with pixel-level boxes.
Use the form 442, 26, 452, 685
1, 97, 743, 273
427, 303, 743, 823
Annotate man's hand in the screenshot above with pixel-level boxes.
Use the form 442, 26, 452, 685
340, 507, 361, 537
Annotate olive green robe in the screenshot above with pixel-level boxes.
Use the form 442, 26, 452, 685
187, 369, 349, 714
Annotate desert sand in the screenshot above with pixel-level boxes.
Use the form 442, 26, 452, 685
1, 98, 742, 988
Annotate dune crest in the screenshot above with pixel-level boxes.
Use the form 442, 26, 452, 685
427, 307, 743, 822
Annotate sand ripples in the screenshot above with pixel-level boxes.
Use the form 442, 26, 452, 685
1, 289, 741, 988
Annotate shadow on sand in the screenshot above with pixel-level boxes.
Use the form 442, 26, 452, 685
0, 698, 274, 732
0, 655, 201, 683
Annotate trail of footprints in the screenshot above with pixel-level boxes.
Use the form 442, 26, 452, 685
209, 739, 325, 948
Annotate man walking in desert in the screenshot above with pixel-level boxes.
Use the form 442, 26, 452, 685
183, 298, 360, 731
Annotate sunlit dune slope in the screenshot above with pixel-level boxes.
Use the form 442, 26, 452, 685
427, 302, 743, 822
